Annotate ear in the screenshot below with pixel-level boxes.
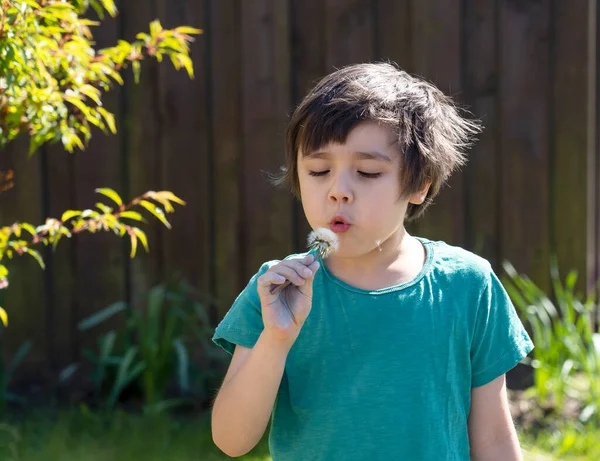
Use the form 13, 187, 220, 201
408, 181, 431, 205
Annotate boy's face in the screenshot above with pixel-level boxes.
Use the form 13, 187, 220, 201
297, 121, 428, 259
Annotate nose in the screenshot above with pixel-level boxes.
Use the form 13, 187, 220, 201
328, 173, 353, 204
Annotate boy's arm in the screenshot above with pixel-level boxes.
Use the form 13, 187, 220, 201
468, 374, 523, 461
211, 330, 292, 458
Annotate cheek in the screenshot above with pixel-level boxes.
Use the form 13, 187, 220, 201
299, 185, 321, 216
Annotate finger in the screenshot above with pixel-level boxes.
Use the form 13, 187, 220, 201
307, 260, 320, 276
271, 265, 307, 286
257, 271, 286, 288
297, 261, 320, 297
301, 253, 315, 264
278, 260, 315, 280
287, 253, 315, 264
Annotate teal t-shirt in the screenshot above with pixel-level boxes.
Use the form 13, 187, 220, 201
211, 238, 534, 460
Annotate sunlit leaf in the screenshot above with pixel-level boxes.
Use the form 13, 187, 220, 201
26, 249, 45, 269
0, 307, 7, 327
119, 211, 145, 222
140, 200, 171, 229
95, 187, 122, 206
129, 232, 138, 258
132, 60, 141, 84
133, 227, 149, 252
149, 19, 162, 38
173, 26, 203, 35
19, 0, 40, 9
61, 210, 82, 222
96, 202, 113, 214
96, 107, 116, 133
81, 209, 100, 218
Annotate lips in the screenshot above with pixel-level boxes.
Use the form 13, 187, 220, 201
329, 215, 351, 233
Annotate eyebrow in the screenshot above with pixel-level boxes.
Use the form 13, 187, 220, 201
303, 151, 393, 163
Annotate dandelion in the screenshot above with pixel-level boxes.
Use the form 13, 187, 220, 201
306, 227, 339, 259
270, 227, 338, 296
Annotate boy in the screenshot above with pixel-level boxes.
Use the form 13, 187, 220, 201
210, 62, 534, 460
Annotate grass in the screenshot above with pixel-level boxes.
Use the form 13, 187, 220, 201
519, 424, 600, 460
0, 409, 270, 461
0, 408, 597, 460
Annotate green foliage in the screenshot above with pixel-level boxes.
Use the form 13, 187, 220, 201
0, 339, 32, 411
4, 410, 272, 460
503, 260, 600, 425
76, 278, 215, 413
0, 0, 202, 154
519, 422, 600, 460
0, 188, 185, 324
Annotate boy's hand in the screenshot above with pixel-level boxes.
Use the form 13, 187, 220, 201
256, 254, 320, 345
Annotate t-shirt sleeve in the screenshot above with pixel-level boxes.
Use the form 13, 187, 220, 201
470, 267, 534, 388
211, 261, 273, 355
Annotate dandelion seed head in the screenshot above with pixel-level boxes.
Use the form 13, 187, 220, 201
307, 227, 339, 259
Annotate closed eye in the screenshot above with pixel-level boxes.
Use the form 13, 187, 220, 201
308, 170, 382, 179
358, 172, 381, 179
308, 170, 329, 177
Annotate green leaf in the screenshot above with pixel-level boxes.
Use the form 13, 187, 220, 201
7, 341, 33, 379
133, 227, 149, 252
149, 19, 163, 38
20, 223, 37, 237
19, 0, 40, 9
129, 232, 138, 258
119, 211, 144, 222
97, 107, 116, 133
26, 248, 46, 269
143, 398, 193, 415
61, 210, 82, 222
140, 200, 171, 229
151, 191, 186, 206
173, 26, 203, 35
81, 209, 100, 218
78, 301, 127, 331
100, 0, 118, 17
173, 338, 189, 392
0, 307, 8, 327
132, 60, 141, 84
65, 96, 91, 116
108, 346, 145, 407
79, 84, 102, 105
95, 188, 123, 206
177, 54, 194, 79
58, 364, 79, 384
96, 202, 113, 214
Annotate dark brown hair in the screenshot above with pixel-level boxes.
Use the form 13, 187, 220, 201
272, 62, 481, 221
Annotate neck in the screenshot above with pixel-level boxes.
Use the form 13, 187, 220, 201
326, 226, 418, 277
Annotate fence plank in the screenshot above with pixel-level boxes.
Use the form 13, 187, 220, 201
325, 0, 374, 69
72, 13, 126, 350
44, 144, 76, 369
0, 139, 47, 375
552, 2, 590, 287
499, 0, 551, 290
410, 0, 465, 246
210, 0, 243, 316
240, 0, 294, 279
157, 0, 211, 300
290, 0, 326, 252
463, 0, 499, 265
374, 0, 412, 70
123, 1, 164, 307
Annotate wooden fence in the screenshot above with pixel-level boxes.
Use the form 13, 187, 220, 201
0, 0, 598, 377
